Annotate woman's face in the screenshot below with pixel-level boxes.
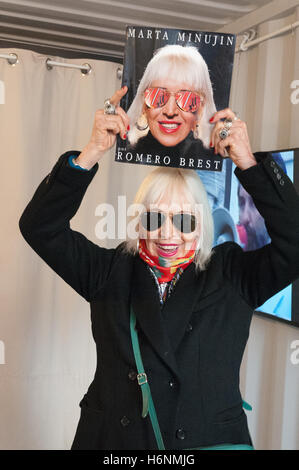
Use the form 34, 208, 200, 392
139, 190, 200, 260
144, 77, 202, 147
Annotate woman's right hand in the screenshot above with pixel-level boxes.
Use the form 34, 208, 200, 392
74, 86, 130, 169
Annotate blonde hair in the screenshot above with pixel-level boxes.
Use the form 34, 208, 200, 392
123, 167, 214, 272
127, 44, 217, 148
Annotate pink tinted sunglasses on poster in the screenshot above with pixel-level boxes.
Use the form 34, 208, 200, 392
144, 87, 201, 113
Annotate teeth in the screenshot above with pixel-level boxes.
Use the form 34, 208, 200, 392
160, 123, 179, 129
158, 245, 178, 251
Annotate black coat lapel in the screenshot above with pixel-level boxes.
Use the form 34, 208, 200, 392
130, 256, 180, 379
161, 263, 205, 352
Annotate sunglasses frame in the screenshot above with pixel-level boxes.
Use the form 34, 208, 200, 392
140, 210, 198, 234
144, 87, 202, 113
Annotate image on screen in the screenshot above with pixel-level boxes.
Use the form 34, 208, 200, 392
199, 150, 295, 323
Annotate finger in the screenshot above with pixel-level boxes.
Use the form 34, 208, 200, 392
214, 128, 236, 156
210, 119, 224, 148
211, 118, 231, 148
103, 119, 121, 134
109, 86, 128, 106
102, 115, 127, 140
209, 108, 237, 125
216, 136, 234, 157
110, 116, 127, 139
216, 127, 244, 157
211, 119, 244, 148
115, 105, 130, 132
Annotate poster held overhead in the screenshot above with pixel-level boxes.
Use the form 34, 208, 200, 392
115, 26, 236, 172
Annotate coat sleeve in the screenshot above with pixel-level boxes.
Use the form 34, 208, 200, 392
19, 150, 118, 302
222, 152, 299, 309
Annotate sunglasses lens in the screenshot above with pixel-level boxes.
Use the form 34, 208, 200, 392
145, 88, 200, 112
176, 91, 201, 112
172, 213, 197, 233
144, 88, 168, 109
141, 212, 164, 231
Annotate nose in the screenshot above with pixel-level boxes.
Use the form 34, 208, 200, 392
163, 95, 178, 117
160, 214, 181, 241
240, 203, 250, 226
160, 214, 173, 239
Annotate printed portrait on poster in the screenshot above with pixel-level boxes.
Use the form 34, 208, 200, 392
115, 26, 236, 172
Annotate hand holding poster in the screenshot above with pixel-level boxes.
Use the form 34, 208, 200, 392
116, 26, 236, 172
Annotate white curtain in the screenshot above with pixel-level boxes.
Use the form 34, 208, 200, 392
231, 8, 299, 450
0, 48, 152, 450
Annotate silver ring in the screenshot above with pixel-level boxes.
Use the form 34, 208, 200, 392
219, 127, 230, 140
224, 118, 233, 130
104, 99, 116, 115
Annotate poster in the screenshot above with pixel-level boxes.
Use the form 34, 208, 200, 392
115, 26, 236, 171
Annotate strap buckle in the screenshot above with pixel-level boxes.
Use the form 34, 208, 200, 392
137, 372, 148, 386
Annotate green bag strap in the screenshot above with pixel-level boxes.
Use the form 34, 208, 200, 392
130, 307, 166, 450
187, 444, 254, 450
242, 400, 252, 411
130, 306, 253, 451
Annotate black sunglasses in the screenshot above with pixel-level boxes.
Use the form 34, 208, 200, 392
140, 211, 197, 234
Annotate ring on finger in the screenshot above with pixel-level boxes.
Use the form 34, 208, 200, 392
219, 127, 230, 140
223, 118, 233, 130
104, 98, 117, 115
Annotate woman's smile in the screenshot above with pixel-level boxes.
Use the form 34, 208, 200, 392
156, 243, 180, 257
158, 121, 182, 134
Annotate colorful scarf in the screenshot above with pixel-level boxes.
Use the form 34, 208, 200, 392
138, 238, 196, 283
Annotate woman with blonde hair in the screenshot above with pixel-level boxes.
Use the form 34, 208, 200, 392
127, 44, 217, 151
19, 84, 299, 450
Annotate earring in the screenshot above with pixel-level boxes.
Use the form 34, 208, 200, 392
136, 113, 149, 131
136, 239, 139, 251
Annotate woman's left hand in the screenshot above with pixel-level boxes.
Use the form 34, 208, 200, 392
210, 108, 257, 170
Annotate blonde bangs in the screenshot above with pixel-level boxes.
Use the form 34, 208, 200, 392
145, 48, 207, 94
134, 168, 194, 209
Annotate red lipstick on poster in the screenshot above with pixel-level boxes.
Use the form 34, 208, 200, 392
158, 121, 181, 134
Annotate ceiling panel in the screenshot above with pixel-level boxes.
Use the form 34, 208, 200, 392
0, 0, 276, 59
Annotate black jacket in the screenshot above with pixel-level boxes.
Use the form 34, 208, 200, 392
19, 151, 299, 450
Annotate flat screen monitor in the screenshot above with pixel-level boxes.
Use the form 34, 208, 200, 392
197, 148, 299, 327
